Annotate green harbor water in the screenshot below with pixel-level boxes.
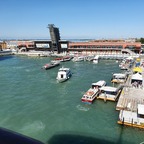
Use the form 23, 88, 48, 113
0, 55, 144, 144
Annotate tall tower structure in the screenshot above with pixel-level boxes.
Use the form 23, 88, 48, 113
48, 24, 61, 53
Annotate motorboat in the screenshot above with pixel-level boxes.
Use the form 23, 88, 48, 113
42, 61, 60, 70
98, 85, 123, 102
54, 57, 63, 62
56, 67, 72, 82
72, 56, 84, 62
111, 73, 128, 83
86, 55, 95, 61
93, 55, 99, 64
54, 56, 72, 62
62, 56, 72, 62
81, 80, 106, 104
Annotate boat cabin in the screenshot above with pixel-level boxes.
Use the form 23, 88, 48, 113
98, 86, 122, 101
56, 67, 71, 82
91, 80, 106, 89
111, 73, 128, 83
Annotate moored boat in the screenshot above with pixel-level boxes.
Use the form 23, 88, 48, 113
56, 67, 72, 82
54, 56, 72, 62
81, 80, 106, 104
111, 73, 128, 84
98, 85, 123, 102
93, 55, 99, 64
42, 61, 60, 70
72, 56, 84, 62
62, 56, 72, 62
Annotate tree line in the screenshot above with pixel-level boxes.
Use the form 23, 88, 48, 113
136, 38, 144, 43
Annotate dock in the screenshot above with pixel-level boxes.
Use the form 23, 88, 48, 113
116, 57, 144, 128
14, 51, 51, 57
116, 67, 144, 111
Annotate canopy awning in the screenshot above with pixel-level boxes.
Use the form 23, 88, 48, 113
133, 67, 142, 73
136, 58, 141, 62
131, 73, 143, 81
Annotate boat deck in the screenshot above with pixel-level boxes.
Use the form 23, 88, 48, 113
84, 89, 98, 96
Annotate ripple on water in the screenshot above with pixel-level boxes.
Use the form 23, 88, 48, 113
76, 104, 90, 112
20, 120, 45, 135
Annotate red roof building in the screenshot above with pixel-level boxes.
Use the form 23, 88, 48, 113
68, 41, 141, 53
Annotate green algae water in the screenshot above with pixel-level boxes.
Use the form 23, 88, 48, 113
0, 55, 144, 144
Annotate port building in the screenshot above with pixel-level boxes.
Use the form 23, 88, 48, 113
2, 24, 142, 54
68, 40, 141, 54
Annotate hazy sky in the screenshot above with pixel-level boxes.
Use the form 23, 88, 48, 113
0, 0, 144, 39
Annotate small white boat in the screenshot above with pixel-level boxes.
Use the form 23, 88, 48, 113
93, 55, 99, 64
62, 56, 72, 62
56, 67, 72, 82
72, 56, 84, 62
98, 85, 123, 102
111, 73, 128, 84
81, 80, 106, 104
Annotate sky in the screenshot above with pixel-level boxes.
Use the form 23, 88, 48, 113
0, 0, 144, 39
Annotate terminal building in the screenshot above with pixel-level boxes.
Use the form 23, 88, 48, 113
31, 24, 69, 53
68, 40, 141, 54
3, 24, 142, 54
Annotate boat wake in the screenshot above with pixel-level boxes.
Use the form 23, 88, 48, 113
20, 120, 45, 134
76, 105, 90, 111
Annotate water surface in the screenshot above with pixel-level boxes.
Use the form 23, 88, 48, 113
0, 55, 144, 144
